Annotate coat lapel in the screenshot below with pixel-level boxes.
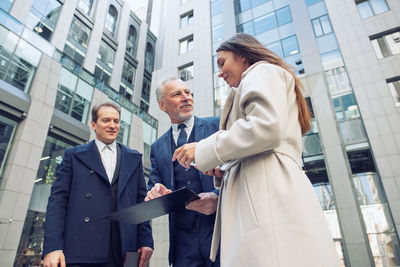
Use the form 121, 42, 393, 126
118, 144, 140, 195
219, 89, 236, 130
75, 140, 109, 183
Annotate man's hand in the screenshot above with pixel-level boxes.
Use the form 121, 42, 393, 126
43, 250, 66, 267
145, 183, 172, 201
138, 246, 153, 267
185, 192, 218, 215
172, 142, 198, 169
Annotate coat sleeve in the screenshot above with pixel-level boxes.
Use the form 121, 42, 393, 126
136, 159, 154, 249
195, 64, 290, 171
43, 148, 74, 256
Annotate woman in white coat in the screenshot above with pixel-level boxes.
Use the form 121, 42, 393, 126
173, 33, 340, 267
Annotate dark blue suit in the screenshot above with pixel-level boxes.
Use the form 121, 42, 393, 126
43, 140, 153, 264
148, 116, 220, 266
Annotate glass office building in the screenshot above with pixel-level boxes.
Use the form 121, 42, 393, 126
0, 1, 158, 266
149, 0, 400, 266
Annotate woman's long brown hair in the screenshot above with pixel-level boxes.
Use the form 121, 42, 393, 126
217, 33, 311, 135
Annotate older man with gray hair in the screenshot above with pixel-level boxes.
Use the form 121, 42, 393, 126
146, 76, 220, 267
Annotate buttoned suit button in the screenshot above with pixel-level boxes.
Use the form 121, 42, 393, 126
187, 181, 191, 185
86, 193, 92, 198
84, 217, 90, 223
89, 170, 94, 175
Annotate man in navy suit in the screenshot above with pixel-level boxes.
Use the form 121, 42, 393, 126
43, 102, 153, 267
146, 77, 220, 267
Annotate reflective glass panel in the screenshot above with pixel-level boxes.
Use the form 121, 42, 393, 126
357, 1, 374, 19
126, 26, 137, 58
281, 35, 299, 56
14, 135, 74, 267
387, 80, 400, 107
254, 12, 277, 35
78, 0, 93, 15
370, 0, 389, 15
0, 114, 17, 182
276, 6, 292, 26
105, 5, 118, 36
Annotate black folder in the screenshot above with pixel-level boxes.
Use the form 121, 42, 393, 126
105, 187, 200, 225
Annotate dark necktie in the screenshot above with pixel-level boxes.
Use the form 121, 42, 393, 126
177, 123, 187, 147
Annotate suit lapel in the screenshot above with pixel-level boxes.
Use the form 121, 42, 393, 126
193, 116, 204, 142
75, 140, 109, 183
161, 129, 175, 189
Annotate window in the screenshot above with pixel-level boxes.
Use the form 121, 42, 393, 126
281, 35, 299, 57
105, 5, 118, 37
180, 11, 194, 28
254, 12, 277, 35
332, 93, 360, 121
117, 106, 131, 145
180, 36, 194, 54
325, 66, 351, 96
0, 114, 17, 183
178, 63, 194, 81
144, 43, 154, 73
237, 21, 255, 36
276, 6, 292, 26
64, 17, 91, 65
140, 77, 151, 113
26, 0, 61, 41
370, 28, 400, 59
0, 0, 13, 11
77, 0, 93, 16
141, 76, 151, 103
312, 15, 332, 37
97, 40, 115, 70
266, 41, 283, 58
55, 67, 94, 123
386, 77, 400, 107
356, 0, 389, 19
0, 26, 41, 93
121, 61, 136, 89
234, 0, 251, 13
212, 24, 224, 43
126, 25, 137, 58
211, 0, 222, 16
305, 0, 322, 6
251, 0, 269, 7
14, 135, 74, 267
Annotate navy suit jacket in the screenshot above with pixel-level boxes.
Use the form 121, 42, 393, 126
148, 116, 219, 264
43, 140, 153, 264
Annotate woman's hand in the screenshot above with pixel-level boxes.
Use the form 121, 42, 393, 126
202, 165, 224, 178
172, 142, 198, 169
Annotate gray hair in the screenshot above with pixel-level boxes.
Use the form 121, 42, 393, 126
156, 76, 180, 101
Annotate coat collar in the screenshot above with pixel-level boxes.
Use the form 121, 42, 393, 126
75, 140, 141, 192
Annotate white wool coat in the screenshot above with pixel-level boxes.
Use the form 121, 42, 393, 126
195, 62, 340, 267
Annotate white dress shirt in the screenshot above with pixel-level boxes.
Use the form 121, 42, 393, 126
171, 116, 194, 146
95, 139, 117, 183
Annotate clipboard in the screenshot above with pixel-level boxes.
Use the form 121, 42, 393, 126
105, 187, 200, 225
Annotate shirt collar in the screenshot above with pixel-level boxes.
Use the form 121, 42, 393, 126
95, 139, 117, 152
171, 116, 194, 132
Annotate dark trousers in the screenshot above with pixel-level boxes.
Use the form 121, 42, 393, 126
173, 216, 220, 267
67, 263, 121, 267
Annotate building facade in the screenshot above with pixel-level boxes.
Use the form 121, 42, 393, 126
0, 0, 158, 266
149, 0, 400, 266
